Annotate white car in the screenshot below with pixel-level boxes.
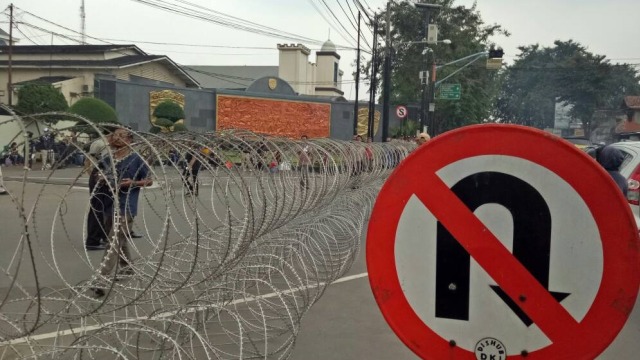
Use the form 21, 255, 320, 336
0, 166, 6, 195
609, 142, 640, 224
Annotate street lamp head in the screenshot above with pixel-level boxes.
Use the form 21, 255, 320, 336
441, 39, 452, 45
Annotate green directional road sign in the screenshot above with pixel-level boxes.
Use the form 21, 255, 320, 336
438, 83, 461, 100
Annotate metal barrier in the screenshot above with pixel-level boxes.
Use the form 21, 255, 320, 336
0, 108, 415, 359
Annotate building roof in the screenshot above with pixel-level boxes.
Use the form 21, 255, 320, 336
185, 65, 278, 89
320, 39, 336, 52
0, 44, 147, 55
0, 55, 163, 67
0, 54, 200, 88
623, 96, 640, 110
13, 76, 74, 85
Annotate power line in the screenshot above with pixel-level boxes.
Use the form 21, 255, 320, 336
335, 0, 358, 33
100, 38, 360, 51
306, 0, 357, 49
130, 0, 338, 47
339, 0, 372, 50
317, 0, 358, 46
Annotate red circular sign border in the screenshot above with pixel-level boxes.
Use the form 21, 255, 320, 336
367, 124, 640, 359
396, 105, 408, 118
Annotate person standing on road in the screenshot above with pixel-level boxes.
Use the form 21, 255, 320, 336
84, 131, 112, 251
183, 146, 206, 196
596, 145, 628, 196
92, 127, 152, 297
298, 135, 312, 189
39, 128, 55, 170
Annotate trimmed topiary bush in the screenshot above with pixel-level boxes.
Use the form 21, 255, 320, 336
70, 97, 120, 136
172, 123, 188, 132
154, 118, 174, 128
153, 101, 184, 123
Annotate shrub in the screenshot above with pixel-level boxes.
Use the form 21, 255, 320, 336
69, 97, 120, 135
172, 123, 188, 132
153, 101, 184, 123
15, 83, 68, 123
154, 118, 174, 128
69, 97, 119, 124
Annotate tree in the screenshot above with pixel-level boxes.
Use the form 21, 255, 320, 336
496, 40, 640, 133
69, 97, 120, 135
15, 83, 68, 122
361, 0, 508, 134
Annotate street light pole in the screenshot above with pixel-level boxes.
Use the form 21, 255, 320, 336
412, 2, 441, 133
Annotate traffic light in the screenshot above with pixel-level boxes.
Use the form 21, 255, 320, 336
489, 46, 504, 59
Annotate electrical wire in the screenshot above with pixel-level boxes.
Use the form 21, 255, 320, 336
317, 0, 358, 46
130, 0, 335, 47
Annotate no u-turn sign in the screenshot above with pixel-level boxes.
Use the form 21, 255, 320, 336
367, 124, 640, 359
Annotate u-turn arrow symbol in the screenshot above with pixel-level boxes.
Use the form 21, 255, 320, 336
434, 171, 570, 326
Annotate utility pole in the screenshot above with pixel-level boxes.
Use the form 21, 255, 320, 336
367, 16, 379, 140
80, 0, 86, 44
353, 11, 361, 136
381, 1, 391, 142
428, 60, 437, 133
8, 3, 13, 106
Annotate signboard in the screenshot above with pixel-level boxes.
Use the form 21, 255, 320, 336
438, 83, 461, 100
396, 105, 408, 119
367, 124, 640, 359
486, 58, 503, 70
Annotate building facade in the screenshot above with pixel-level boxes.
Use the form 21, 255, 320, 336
0, 45, 199, 106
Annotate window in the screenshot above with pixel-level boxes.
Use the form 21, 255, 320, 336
333, 63, 338, 86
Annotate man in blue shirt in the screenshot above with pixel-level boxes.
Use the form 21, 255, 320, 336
92, 127, 152, 297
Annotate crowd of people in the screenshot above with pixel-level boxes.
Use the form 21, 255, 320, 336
1, 128, 85, 170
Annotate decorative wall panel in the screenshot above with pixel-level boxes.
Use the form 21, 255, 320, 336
217, 95, 331, 138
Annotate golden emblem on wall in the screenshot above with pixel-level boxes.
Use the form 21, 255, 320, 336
268, 78, 278, 90
357, 107, 380, 137
149, 89, 185, 125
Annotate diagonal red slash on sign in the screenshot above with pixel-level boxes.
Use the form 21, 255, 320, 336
414, 171, 580, 344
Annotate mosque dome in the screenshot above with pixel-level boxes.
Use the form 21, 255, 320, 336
320, 39, 337, 52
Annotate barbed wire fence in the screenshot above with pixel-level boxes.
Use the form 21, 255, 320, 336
0, 107, 415, 359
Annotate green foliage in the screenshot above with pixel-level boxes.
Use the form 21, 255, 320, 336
149, 126, 162, 134
15, 83, 68, 122
69, 97, 119, 135
153, 101, 184, 123
154, 118, 175, 128
172, 123, 188, 132
362, 0, 508, 134
496, 40, 640, 133
390, 119, 419, 138
69, 97, 119, 124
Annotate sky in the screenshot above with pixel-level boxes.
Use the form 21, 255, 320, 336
2, 0, 639, 101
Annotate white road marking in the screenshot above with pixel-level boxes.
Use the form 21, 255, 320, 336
1, 272, 369, 345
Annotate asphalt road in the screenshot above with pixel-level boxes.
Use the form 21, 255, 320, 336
2, 165, 640, 360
